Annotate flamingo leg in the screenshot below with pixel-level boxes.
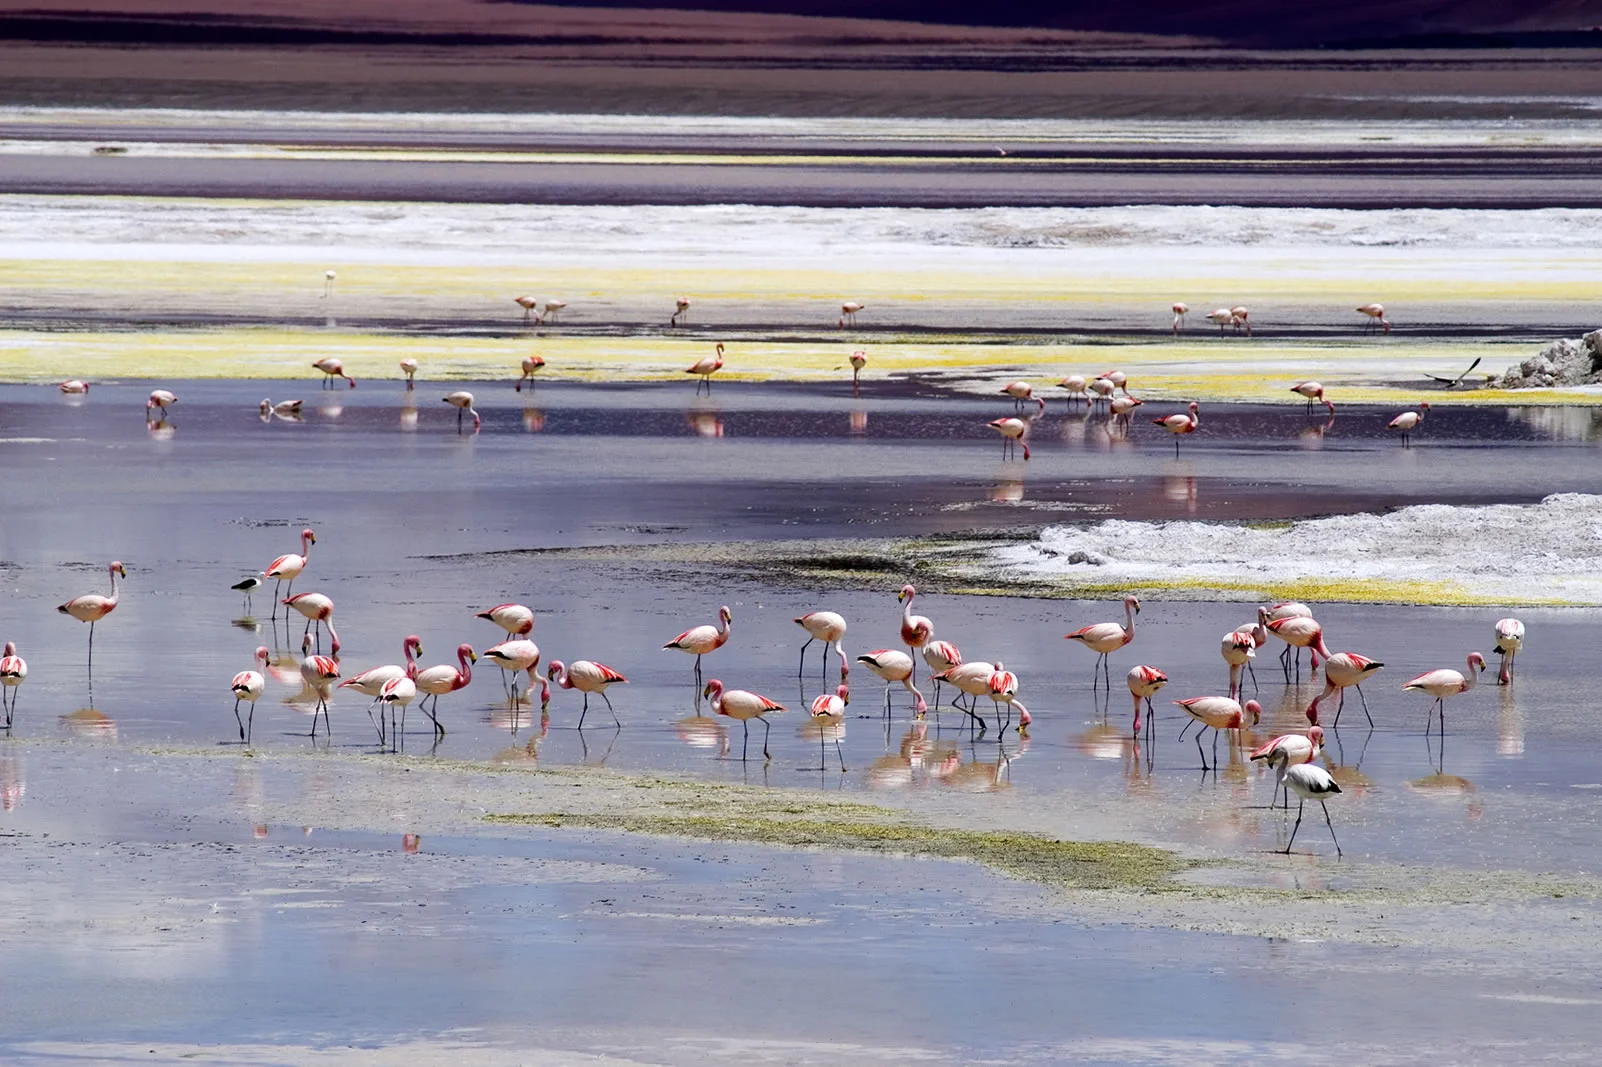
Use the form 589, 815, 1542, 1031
834, 735, 846, 772
740, 719, 750, 762
234, 697, 246, 742
1195, 726, 1209, 770
87, 620, 95, 679
578, 693, 591, 730
1145, 697, 1157, 741
1320, 800, 1342, 857
1355, 684, 1375, 728
1247, 661, 1258, 692
797, 637, 813, 677
246, 702, 254, 745
761, 716, 772, 761
1177, 717, 1193, 742
601, 691, 621, 728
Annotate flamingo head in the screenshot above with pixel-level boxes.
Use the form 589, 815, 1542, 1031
1420, 401, 1431, 412
329, 633, 341, 659
913, 693, 927, 718
301, 633, 313, 655
1324, 399, 1336, 414
1124, 595, 1141, 614
1307, 725, 1325, 747
715, 343, 725, 356
110, 561, 126, 578
255, 646, 270, 667
836, 684, 850, 704
898, 584, 916, 603
405, 635, 423, 658
302, 528, 317, 547
546, 660, 564, 681
1469, 652, 1487, 673
719, 605, 733, 625
1244, 699, 1262, 725
458, 644, 477, 665
1018, 706, 1032, 731
1188, 402, 1199, 413
702, 679, 724, 701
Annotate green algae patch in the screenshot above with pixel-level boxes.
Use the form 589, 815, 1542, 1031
487, 812, 1192, 891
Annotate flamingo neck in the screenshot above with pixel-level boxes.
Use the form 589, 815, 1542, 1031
107, 565, 121, 604
1124, 601, 1136, 638
457, 650, 473, 683
302, 532, 313, 557
1463, 656, 1479, 692
552, 661, 571, 689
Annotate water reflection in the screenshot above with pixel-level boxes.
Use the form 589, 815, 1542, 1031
0, 752, 24, 811
522, 407, 546, 433
1507, 405, 1602, 442
688, 411, 724, 438
1162, 474, 1197, 514
1496, 686, 1524, 757
400, 403, 418, 432
863, 724, 1021, 792
849, 409, 867, 436
1297, 415, 1337, 448
990, 478, 1024, 504
61, 706, 116, 739
402, 832, 421, 854
147, 419, 176, 441
675, 714, 725, 750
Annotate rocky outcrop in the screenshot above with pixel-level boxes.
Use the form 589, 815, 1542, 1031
1494, 329, 1602, 388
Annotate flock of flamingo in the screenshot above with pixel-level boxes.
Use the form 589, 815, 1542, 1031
0, 519, 1528, 859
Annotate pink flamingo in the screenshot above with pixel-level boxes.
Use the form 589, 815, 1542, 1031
794, 610, 849, 681
1088, 377, 1116, 405
1305, 652, 1385, 728
313, 358, 355, 389
283, 592, 340, 655
664, 604, 732, 697
1493, 618, 1524, 684
59, 380, 89, 394
548, 659, 628, 728
1153, 402, 1200, 455
840, 301, 864, 327
400, 358, 418, 389
1230, 306, 1251, 335
808, 684, 850, 771
686, 343, 725, 394
515, 355, 546, 391
339, 635, 423, 738
515, 295, 538, 321
1174, 696, 1261, 770
1099, 370, 1128, 394
414, 644, 476, 739
443, 391, 480, 431
1171, 302, 1188, 334
1251, 726, 1325, 808
484, 639, 541, 701
848, 351, 866, 390
476, 602, 534, 637
987, 668, 1031, 738
58, 560, 125, 674
897, 585, 934, 681
922, 640, 961, 708
1388, 402, 1429, 446
1066, 594, 1139, 691
856, 650, 927, 718
0, 641, 27, 729
230, 646, 270, 744
703, 679, 786, 761
670, 297, 691, 327
1403, 651, 1485, 735
1266, 613, 1324, 683
1205, 308, 1234, 334
146, 390, 177, 420
1263, 601, 1313, 675
1001, 382, 1046, 414
1356, 303, 1391, 333
298, 633, 340, 738
933, 659, 996, 730
1109, 395, 1144, 422
1126, 664, 1167, 737
1221, 629, 1257, 699
378, 674, 418, 743
534, 299, 566, 324
265, 528, 316, 619
988, 417, 1031, 461
1058, 375, 1089, 404
1290, 382, 1335, 415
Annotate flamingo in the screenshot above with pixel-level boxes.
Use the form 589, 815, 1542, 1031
515, 295, 539, 321
313, 358, 355, 389
664, 604, 732, 696
1174, 696, 1261, 770
1290, 382, 1335, 415
849, 351, 866, 390
298, 633, 340, 738
534, 299, 567, 324
1305, 652, 1385, 728
378, 675, 418, 743
1221, 629, 1257, 699
855, 650, 927, 718
476, 602, 534, 637
1357, 303, 1391, 333
1230, 306, 1251, 335
988, 417, 1031, 461
400, 358, 418, 390
1109, 395, 1144, 422
264, 528, 315, 618
1251, 726, 1325, 809
1066, 594, 1139, 690
1266, 614, 1324, 682
338, 635, 423, 736
1153, 402, 1200, 455
794, 611, 848, 681
484, 639, 541, 700
283, 592, 340, 655
548, 660, 627, 728
1088, 377, 1116, 405
1099, 370, 1128, 395
322, 269, 336, 297
808, 684, 849, 771
1126, 664, 1168, 737
145, 390, 177, 421
1001, 382, 1046, 414
1058, 375, 1089, 405
444, 391, 480, 431
670, 297, 691, 327
1388, 402, 1429, 446
515, 355, 546, 392
58, 560, 125, 674
933, 660, 997, 728
840, 301, 864, 327
59, 380, 89, 394
686, 343, 725, 394
1279, 763, 1343, 857
1264, 601, 1314, 676
0, 641, 27, 730
922, 640, 961, 708
1172, 302, 1188, 334
987, 668, 1032, 738
414, 644, 476, 738
1403, 652, 1486, 735
259, 399, 304, 420
703, 679, 786, 761
230, 646, 270, 744
1205, 308, 1234, 334
897, 584, 934, 680
1493, 618, 1524, 684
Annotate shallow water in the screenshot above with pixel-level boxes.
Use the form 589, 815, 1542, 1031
0, 380, 1598, 880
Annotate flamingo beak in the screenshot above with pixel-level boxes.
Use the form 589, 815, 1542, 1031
469, 652, 478, 663
117, 565, 127, 577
